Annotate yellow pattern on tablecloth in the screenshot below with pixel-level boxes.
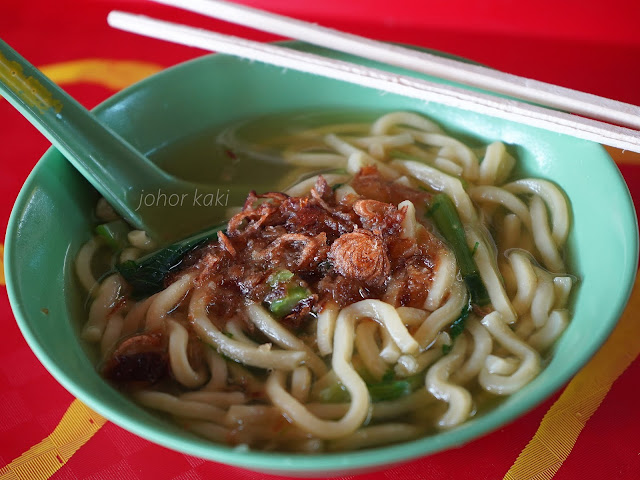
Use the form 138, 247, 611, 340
40, 59, 162, 91
0, 400, 107, 480
504, 274, 640, 480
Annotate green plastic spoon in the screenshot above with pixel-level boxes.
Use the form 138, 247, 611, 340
0, 37, 245, 244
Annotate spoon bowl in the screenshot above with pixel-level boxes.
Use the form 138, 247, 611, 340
0, 38, 244, 243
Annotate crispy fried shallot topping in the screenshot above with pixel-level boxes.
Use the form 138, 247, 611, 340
329, 230, 390, 287
217, 231, 237, 257
176, 167, 443, 332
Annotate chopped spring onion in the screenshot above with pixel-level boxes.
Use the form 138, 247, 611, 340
449, 302, 471, 341
266, 269, 295, 288
268, 285, 313, 318
95, 220, 130, 251
319, 374, 423, 403
427, 194, 490, 306
367, 375, 423, 402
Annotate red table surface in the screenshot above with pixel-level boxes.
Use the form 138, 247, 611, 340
1, 1, 640, 479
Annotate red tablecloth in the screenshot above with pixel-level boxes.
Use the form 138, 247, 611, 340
1, 1, 640, 479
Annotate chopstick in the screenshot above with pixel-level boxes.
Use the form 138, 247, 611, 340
151, 0, 640, 132
106, 11, 640, 154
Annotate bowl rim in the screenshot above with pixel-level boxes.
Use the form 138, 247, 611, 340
4, 42, 640, 474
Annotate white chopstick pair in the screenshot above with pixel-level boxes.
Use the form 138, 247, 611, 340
107, 0, 640, 153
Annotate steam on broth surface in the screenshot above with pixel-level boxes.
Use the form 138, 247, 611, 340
76, 111, 574, 452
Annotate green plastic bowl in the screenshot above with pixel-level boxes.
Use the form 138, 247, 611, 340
5, 43, 639, 476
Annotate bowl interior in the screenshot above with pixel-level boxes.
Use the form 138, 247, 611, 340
5, 43, 638, 475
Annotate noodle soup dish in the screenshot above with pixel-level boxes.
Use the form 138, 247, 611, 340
6, 45, 638, 476
79, 110, 576, 453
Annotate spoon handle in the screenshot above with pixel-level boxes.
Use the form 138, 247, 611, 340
0, 37, 173, 232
